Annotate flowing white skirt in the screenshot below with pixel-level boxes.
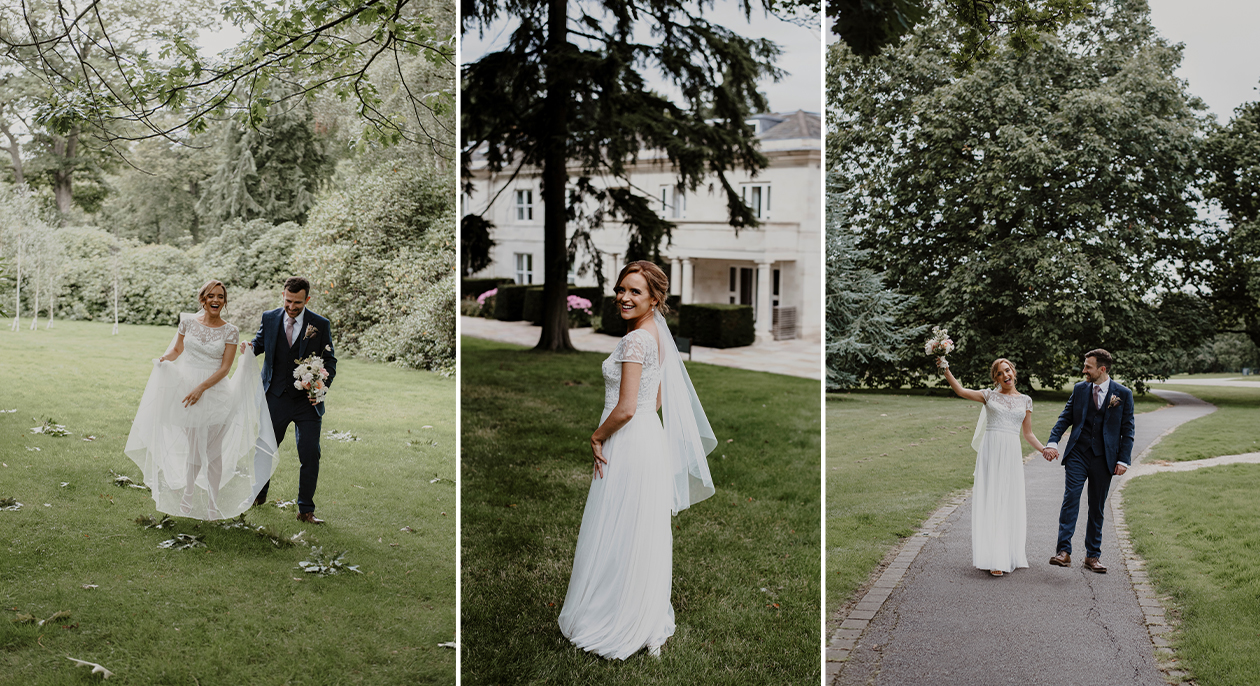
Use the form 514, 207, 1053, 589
124, 351, 278, 520
558, 408, 675, 660
971, 429, 1029, 572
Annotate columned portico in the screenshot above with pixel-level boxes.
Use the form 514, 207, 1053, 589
681, 258, 695, 304
756, 260, 773, 341
669, 257, 682, 296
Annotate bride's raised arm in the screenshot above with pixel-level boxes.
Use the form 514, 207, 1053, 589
937, 358, 986, 403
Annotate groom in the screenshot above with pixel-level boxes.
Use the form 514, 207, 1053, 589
1041, 349, 1134, 573
241, 276, 337, 524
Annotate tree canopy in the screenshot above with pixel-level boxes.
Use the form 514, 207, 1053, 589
828, 0, 1208, 391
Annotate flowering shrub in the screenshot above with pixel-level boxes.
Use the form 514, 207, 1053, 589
566, 294, 592, 314
477, 288, 497, 305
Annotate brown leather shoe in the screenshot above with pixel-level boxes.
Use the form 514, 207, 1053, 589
1083, 557, 1107, 573
296, 512, 325, 524
1049, 551, 1071, 567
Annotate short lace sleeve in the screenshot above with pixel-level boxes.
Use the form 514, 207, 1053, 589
225, 324, 239, 347
981, 388, 992, 402
177, 313, 191, 336
1025, 394, 1033, 413
613, 329, 651, 364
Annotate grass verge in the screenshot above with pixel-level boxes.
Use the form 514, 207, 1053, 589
1124, 464, 1260, 686
0, 320, 455, 685
1147, 383, 1260, 461
460, 336, 820, 685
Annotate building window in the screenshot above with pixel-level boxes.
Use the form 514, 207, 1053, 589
773, 268, 781, 308
659, 185, 686, 219
741, 184, 770, 219
515, 190, 534, 221
729, 266, 754, 305
515, 253, 534, 284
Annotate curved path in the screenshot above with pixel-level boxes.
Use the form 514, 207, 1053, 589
828, 390, 1216, 686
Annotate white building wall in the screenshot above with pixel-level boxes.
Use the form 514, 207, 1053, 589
465, 116, 821, 341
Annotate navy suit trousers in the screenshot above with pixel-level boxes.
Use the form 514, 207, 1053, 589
1056, 447, 1113, 558
258, 392, 322, 513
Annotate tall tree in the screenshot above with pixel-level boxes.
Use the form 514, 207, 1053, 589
1200, 101, 1260, 351
462, 0, 780, 350
825, 175, 924, 390
828, 0, 1206, 391
196, 97, 336, 232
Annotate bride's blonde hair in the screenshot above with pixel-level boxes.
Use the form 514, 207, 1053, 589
614, 261, 671, 315
990, 358, 1016, 384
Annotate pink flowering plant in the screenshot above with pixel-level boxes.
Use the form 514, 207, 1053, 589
566, 294, 594, 329
566, 295, 593, 314
475, 288, 498, 318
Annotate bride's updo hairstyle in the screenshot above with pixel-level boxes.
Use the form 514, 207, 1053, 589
990, 358, 1016, 385
198, 279, 228, 310
615, 260, 671, 315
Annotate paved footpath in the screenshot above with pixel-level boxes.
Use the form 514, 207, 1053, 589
830, 389, 1216, 686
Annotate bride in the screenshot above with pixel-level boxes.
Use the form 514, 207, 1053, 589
125, 280, 278, 520
939, 357, 1047, 576
558, 261, 717, 660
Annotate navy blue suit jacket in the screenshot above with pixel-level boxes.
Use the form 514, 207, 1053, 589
1047, 380, 1135, 472
251, 308, 337, 416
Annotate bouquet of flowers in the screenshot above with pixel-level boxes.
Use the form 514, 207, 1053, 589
293, 354, 330, 403
924, 326, 955, 372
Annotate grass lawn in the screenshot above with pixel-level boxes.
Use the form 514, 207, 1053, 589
0, 320, 455, 685
1146, 384, 1260, 461
1124, 464, 1260, 686
824, 387, 1165, 618
459, 337, 820, 685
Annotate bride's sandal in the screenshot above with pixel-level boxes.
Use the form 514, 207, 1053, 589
179, 492, 194, 516
647, 645, 662, 659
990, 569, 1004, 577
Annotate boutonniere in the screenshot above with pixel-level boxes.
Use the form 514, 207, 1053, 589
303, 324, 318, 341
1108, 395, 1120, 409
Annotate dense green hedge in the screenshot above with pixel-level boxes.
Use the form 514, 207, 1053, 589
521, 286, 547, 324
493, 283, 532, 321
461, 277, 513, 300
679, 303, 755, 348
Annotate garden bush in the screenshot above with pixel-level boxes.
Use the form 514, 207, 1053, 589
493, 283, 532, 321
679, 303, 755, 348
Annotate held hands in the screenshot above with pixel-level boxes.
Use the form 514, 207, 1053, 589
590, 433, 607, 479
1042, 447, 1059, 461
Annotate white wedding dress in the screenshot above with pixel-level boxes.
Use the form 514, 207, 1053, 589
559, 327, 675, 660
970, 388, 1030, 573
125, 313, 277, 520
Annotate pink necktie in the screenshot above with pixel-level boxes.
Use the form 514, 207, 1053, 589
286, 317, 296, 347
1095, 386, 1103, 409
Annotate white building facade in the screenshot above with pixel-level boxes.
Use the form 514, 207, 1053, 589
464, 111, 822, 342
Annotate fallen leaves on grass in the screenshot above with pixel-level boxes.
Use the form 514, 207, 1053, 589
297, 546, 362, 575
30, 419, 70, 436
66, 657, 113, 679
400, 526, 415, 533
13, 610, 71, 626
82, 435, 97, 442
25, 447, 40, 451
429, 475, 453, 484
81, 585, 98, 590
110, 471, 148, 490
157, 534, 205, 550
326, 429, 359, 442
218, 515, 299, 547
438, 641, 457, 649
0, 497, 22, 511
135, 514, 175, 530
1, 408, 16, 413
274, 499, 298, 509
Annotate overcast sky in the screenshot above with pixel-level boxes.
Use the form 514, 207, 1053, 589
460, 2, 822, 115
1147, 0, 1260, 123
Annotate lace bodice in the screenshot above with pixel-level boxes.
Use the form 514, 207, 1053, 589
982, 388, 1032, 434
602, 328, 661, 411
177, 313, 238, 368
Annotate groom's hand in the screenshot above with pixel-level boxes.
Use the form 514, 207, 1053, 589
1042, 447, 1059, 461
1114, 463, 1128, 476
238, 341, 251, 354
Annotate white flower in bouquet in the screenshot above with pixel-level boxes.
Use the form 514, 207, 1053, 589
293, 354, 329, 403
